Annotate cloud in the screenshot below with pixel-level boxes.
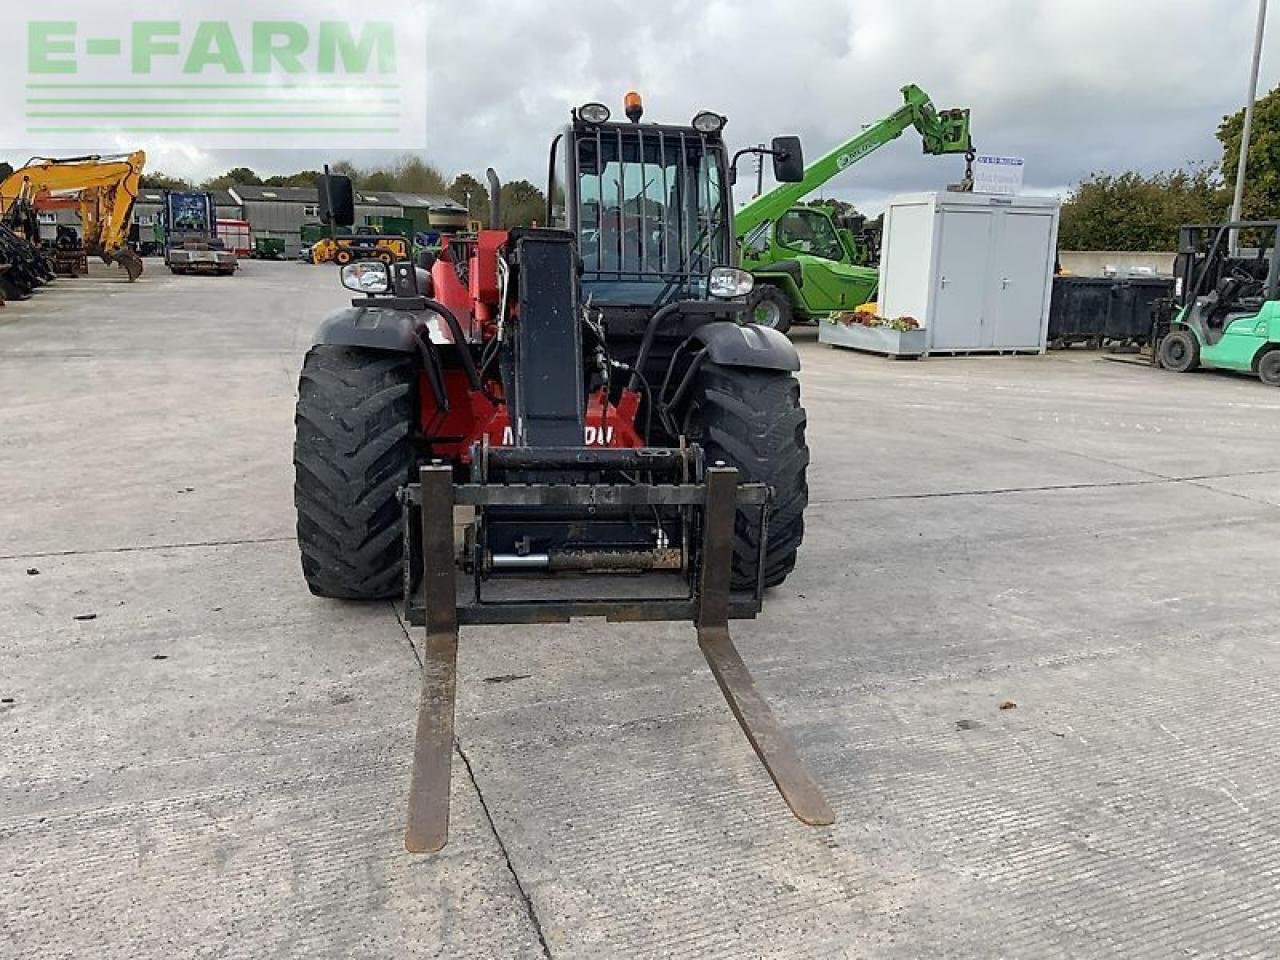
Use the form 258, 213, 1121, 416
27, 0, 1274, 214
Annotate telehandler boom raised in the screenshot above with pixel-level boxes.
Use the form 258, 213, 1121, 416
734, 85, 972, 331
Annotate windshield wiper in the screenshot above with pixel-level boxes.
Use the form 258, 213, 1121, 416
655, 217, 721, 305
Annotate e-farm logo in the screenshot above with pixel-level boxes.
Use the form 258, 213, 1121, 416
1, 1, 427, 149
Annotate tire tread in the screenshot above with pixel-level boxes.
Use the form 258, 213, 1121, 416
293, 346, 416, 599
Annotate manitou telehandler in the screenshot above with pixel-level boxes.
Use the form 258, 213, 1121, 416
1154, 222, 1280, 387
294, 93, 833, 852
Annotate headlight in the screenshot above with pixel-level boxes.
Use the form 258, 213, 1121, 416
341, 260, 391, 294
579, 102, 611, 124
691, 111, 726, 134
708, 266, 754, 299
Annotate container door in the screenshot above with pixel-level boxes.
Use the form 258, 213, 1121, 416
932, 209, 993, 350
991, 211, 1056, 349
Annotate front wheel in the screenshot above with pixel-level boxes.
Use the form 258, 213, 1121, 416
1159, 330, 1200, 373
683, 362, 809, 589
748, 285, 794, 334
293, 346, 417, 599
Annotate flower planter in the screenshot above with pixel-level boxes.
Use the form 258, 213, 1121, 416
818, 321, 928, 358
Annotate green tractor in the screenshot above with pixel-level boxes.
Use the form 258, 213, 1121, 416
1155, 222, 1280, 387
735, 84, 973, 333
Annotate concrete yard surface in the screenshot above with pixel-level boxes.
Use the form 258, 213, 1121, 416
2, 261, 1279, 959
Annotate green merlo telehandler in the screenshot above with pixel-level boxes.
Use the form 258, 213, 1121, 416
734, 84, 973, 332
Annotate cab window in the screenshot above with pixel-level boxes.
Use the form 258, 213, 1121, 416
776, 209, 843, 261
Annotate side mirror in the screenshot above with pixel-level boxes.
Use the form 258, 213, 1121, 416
771, 136, 804, 183
317, 173, 355, 228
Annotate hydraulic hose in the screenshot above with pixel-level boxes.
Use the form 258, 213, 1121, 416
628, 302, 682, 392
421, 297, 483, 392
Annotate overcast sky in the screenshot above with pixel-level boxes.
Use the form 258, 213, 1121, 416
53, 0, 1280, 214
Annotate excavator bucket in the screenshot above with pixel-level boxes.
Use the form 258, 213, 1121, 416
106, 248, 144, 282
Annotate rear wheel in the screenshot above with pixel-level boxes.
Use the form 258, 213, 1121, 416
1259, 349, 1280, 386
1159, 329, 1200, 373
335, 249, 354, 266
749, 285, 794, 334
293, 346, 417, 599
683, 362, 809, 589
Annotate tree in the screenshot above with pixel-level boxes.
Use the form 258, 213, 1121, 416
0, 161, 12, 182
263, 170, 323, 188
329, 160, 360, 180
800, 198, 861, 219
201, 166, 262, 190
448, 173, 488, 219
499, 179, 546, 227
140, 171, 192, 190
1058, 167, 1227, 251
391, 155, 449, 195
315, 156, 451, 195
1218, 84, 1280, 219
361, 169, 397, 192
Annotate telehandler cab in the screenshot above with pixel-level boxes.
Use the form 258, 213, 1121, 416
1154, 222, 1280, 387
293, 93, 832, 852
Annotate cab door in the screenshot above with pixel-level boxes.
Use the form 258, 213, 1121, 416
775, 208, 872, 312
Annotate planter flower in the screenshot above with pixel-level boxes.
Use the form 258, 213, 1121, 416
820, 311, 927, 358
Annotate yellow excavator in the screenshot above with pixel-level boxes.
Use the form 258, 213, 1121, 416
0, 152, 147, 281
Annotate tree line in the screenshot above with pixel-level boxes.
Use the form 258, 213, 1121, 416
9, 86, 1279, 247
1058, 86, 1280, 250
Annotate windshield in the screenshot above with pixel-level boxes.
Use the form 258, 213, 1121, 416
777, 208, 844, 261
575, 127, 728, 304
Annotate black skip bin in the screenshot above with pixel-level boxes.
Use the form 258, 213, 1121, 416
1049, 276, 1174, 348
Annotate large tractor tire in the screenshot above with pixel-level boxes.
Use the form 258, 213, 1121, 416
684, 362, 809, 589
293, 345, 417, 600
749, 284, 795, 334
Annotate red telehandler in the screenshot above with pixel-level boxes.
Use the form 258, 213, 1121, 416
294, 94, 833, 851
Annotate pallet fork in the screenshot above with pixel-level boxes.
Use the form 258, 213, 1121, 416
402, 460, 834, 853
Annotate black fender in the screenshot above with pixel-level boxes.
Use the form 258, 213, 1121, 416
312, 303, 479, 413
689, 320, 800, 372
315, 298, 481, 387
314, 305, 427, 353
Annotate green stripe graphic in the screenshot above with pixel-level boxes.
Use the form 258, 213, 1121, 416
27, 82, 402, 90
27, 112, 400, 118
27, 126, 401, 134
28, 98, 400, 105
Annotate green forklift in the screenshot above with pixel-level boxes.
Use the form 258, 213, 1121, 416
1155, 221, 1280, 387
734, 84, 973, 332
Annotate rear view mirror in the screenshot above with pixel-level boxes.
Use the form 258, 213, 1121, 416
317, 173, 355, 227
771, 136, 804, 183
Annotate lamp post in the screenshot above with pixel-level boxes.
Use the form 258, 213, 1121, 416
1231, 0, 1269, 238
